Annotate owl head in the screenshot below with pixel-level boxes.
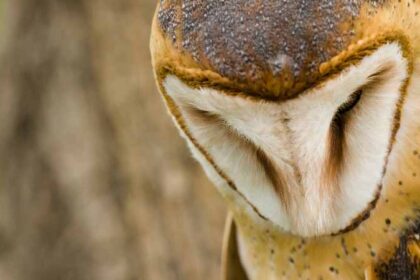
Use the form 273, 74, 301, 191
150, 0, 420, 243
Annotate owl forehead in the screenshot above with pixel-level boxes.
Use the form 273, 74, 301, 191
157, 0, 388, 98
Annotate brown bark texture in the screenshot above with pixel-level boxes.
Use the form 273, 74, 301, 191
0, 0, 226, 279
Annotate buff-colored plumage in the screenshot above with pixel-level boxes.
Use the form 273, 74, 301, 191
151, 1, 420, 279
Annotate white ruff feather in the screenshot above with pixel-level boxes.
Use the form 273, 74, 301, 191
163, 43, 409, 237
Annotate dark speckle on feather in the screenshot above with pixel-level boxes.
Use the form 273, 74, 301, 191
376, 219, 420, 279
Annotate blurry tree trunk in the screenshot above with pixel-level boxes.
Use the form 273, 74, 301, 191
0, 1, 226, 280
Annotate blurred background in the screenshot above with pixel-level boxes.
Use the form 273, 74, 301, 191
0, 1, 226, 279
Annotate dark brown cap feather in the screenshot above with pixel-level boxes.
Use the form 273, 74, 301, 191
157, 0, 387, 98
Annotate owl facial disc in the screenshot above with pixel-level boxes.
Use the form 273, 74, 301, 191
162, 42, 409, 237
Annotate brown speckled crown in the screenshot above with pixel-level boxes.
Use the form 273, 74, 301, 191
157, 0, 387, 98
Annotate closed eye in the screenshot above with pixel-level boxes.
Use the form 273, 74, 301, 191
186, 105, 291, 208
332, 89, 363, 128
324, 89, 363, 197
324, 66, 392, 213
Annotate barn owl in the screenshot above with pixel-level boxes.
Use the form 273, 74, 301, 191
150, 1, 420, 279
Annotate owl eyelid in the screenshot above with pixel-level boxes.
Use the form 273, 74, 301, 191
338, 89, 363, 114
330, 64, 392, 127
187, 107, 222, 123
186, 105, 291, 206
325, 89, 364, 187
332, 89, 363, 126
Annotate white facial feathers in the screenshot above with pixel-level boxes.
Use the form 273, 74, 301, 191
163, 43, 409, 237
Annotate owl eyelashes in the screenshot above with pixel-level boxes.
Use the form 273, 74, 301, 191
324, 65, 392, 195
323, 89, 363, 196
184, 104, 291, 207
330, 64, 393, 131
331, 89, 363, 129
338, 89, 363, 116
187, 107, 220, 123
329, 89, 363, 156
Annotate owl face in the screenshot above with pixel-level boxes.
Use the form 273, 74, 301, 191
151, 0, 420, 236
152, 1, 420, 277
161, 42, 410, 237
